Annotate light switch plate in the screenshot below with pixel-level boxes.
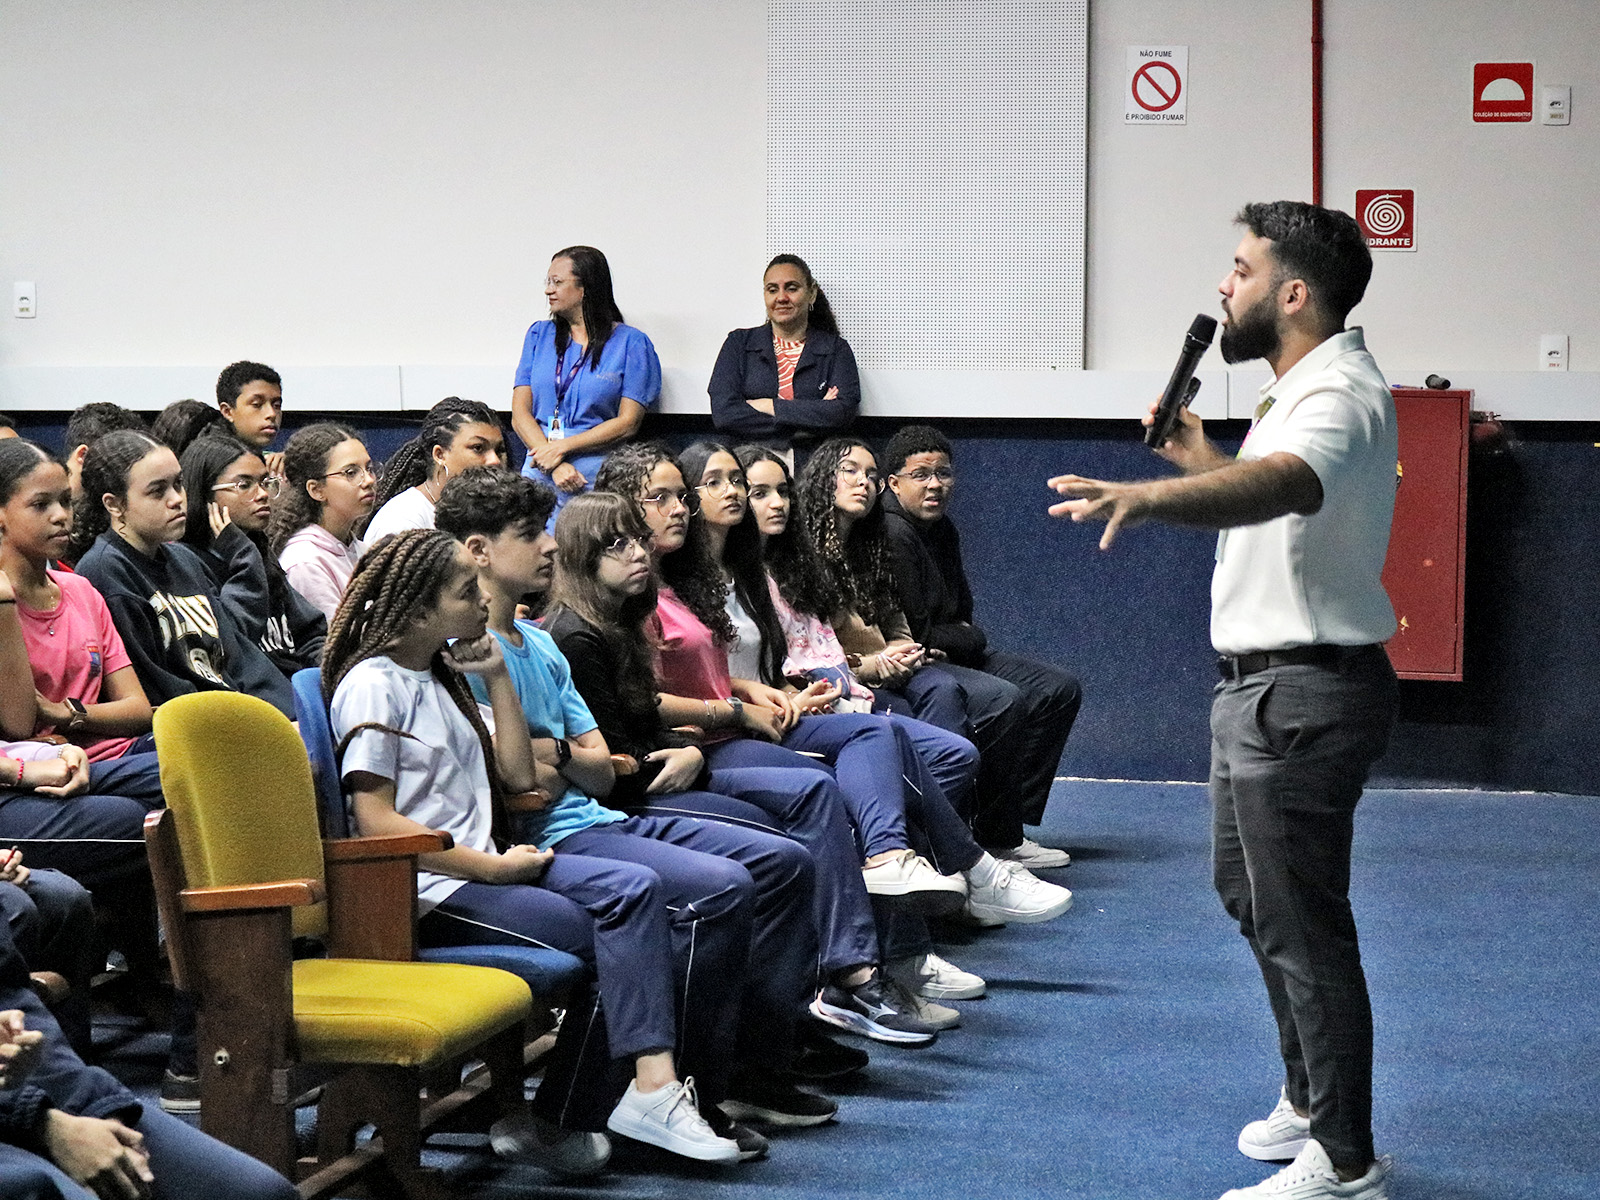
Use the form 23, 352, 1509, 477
1542, 85, 1571, 125
1540, 333, 1568, 371
12, 282, 35, 319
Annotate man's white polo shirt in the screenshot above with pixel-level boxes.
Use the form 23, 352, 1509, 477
1211, 327, 1398, 656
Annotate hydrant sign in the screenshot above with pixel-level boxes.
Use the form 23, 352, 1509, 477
1126, 46, 1187, 124
1356, 190, 1415, 252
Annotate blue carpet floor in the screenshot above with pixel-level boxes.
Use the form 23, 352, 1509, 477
106, 781, 1600, 1198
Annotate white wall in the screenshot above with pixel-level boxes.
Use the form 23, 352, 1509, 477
2, 1, 1597, 418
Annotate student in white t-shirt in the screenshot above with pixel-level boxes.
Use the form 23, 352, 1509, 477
361, 398, 507, 547
324, 527, 747, 1166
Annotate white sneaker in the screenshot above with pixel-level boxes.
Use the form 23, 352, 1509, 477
882, 974, 960, 1030
965, 858, 1073, 925
490, 1112, 611, 1176
605, 1078, 741, 1163
887, 952, 986, 1000
862, 850, 968, 910
1220, 1139, 1391, 1199
1238, 1086, 1312, 1161
996, 837, 1071, 869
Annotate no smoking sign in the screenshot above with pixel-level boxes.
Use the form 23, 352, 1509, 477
1126, 46, 1187, 124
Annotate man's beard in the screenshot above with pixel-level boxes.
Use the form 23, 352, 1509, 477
1219, 294, 1282, 364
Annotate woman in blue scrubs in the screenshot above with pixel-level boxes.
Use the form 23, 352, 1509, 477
511, 246, 662, 520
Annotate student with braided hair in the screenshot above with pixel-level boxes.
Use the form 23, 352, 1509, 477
361, 397, 507, 545
269, 424, 376, 622
324, 528, 761, 1165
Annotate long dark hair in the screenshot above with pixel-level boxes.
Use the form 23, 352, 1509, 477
370, 397, 501, 513
552, 246, 626, 370
180, 435, 299, 620
734, 443, 841, 620
595, 441, 734, 646
321, 529, 508, 834
268, 423, 364, 557
678, 440, 785, 685
767, 253, 839, 336
151, 399, 230, 456
69, 430, 166, 562
795, 436, 898, 627
545, 492, 661, 724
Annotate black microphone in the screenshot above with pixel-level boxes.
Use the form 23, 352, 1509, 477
1144, 313, 1218, 448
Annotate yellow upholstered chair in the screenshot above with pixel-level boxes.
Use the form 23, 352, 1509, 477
147, 691, 533, 1198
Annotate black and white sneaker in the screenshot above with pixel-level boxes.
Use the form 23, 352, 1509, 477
808, 974, 940, 1047
784, 1025, 870, 1082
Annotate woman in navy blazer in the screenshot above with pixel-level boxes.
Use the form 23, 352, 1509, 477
708, 255, 860, 452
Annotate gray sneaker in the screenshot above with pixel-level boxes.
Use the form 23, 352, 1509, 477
490, 1112, 611, 1176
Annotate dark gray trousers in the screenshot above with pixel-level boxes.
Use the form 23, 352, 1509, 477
1210, 645, 1397, 1171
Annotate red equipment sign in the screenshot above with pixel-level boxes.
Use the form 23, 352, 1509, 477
1356, 190, 1414, 251
1473, 62, 1534, 122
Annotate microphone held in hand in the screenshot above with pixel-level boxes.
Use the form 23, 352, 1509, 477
1144, 313, 1218, 448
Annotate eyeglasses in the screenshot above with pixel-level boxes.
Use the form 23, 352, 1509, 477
638, 488, 697, 513
601, 534, 649, 559
319, 463, 378, 484
893, 467, 954, 485
696, 476, 748, 497
545, 275, 575, 289
836, 462, 884, 492
212, 474, 282, 498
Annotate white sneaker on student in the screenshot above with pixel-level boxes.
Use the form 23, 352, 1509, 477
490, 1112, 611, 1176
605, 1078, 741, 1163
996, 837, 1072, 870
887, 952, 987, 1000
1219, 1139, 1390, 1199
964, 856, 1073, 925
1238, 1086, 1312, 1161
861, 850, 968, 908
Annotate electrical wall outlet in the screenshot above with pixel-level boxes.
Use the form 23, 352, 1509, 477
1541, 85, 1571, 125
1540, 333, 1568, 371
12, 282, 35, 318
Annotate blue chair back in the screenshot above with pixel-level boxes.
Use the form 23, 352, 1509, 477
292, 668, 352, 838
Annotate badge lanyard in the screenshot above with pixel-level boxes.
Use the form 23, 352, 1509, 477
549, 342, 585, 439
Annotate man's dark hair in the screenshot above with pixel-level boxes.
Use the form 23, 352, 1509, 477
64, 403, 148, 456
0, 413, 16, 432
434, 466, 555, 542
1236, 201, 1372, 327
216, 360, 281, 408
882, 424, 954, 477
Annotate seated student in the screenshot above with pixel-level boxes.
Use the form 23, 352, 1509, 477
0, 440, 163, 919
326, 528, 763, 1164
882, 425, 1083, 853
0, 800, 99, 1058
543, 490, 944, 1048
149, 400, 229, 458
510, 246, 661, 519
60, 404, 147, 510
269, 424, 375, 622
795, 437, 1061, 877
178, 436, 325, 679
214, 361, 283, 473
434, 468, 833, 1130
0, 918, 300, 1200
71, 431, 295, 719
363, 397, 507, 545
708, 254, 860, 455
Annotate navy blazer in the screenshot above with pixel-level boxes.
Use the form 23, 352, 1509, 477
708, 324, 860, 445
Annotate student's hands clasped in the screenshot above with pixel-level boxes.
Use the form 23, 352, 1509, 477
0, 1007, 45, 1089
43, 1109, 156, 1199
643, 746, 704, 795
492, 844, 555, 884
22, 745, 92, 797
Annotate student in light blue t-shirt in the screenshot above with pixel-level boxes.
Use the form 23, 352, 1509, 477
435, 467, 837, 1137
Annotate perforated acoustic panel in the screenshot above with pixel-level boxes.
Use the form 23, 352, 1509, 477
767, 0, 1087, 371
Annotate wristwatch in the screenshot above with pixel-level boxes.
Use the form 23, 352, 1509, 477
553, 738, 572, 770
64, 698, 88, 734
724, 696, 744, 727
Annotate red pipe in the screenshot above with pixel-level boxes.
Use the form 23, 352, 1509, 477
1311, 0, 1324, 205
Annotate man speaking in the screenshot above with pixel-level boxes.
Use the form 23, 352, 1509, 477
1050, 201, 1398, 1200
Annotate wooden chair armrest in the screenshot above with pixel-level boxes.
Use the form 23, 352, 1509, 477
324, 832, 451, 861
179, 879, 324, 913
610, 754, 640, 776
506, 789, 552, 814
668, 726, 707, 744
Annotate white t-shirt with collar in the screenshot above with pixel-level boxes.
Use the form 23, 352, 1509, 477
330, 655, 496, 914
1211, 327, 1398, 656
